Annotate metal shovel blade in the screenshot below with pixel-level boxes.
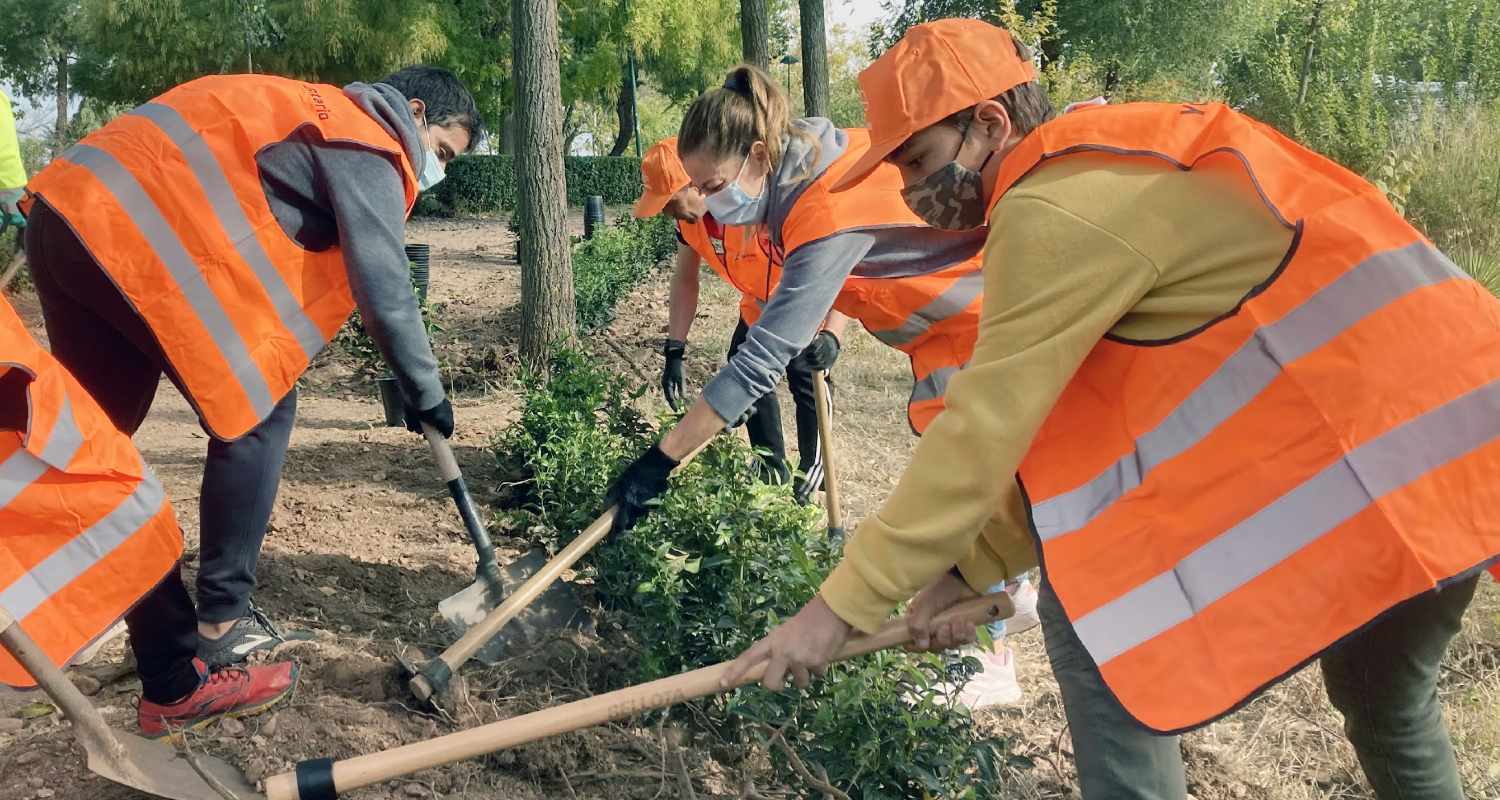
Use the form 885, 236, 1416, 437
436, 549, 588, 666
88, 730, 266, 800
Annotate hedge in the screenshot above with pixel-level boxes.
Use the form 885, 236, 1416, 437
422, 155, 645, 215
572, 213, 678, 332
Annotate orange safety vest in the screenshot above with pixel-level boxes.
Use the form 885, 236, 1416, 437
764, 128, 986, 433
677, 215, 779, 325
24, 75, 419, 441
0, 297, 182, 687
1003, 103, 1500, 733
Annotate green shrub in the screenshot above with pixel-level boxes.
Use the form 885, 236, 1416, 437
493, 350, 1009, 798
572, 213, 676, 332
1402, 101, 1500, 265
493, 347, 654, 538
421, 155, 645, 215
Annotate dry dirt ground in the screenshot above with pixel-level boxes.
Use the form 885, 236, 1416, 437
1, 214, 1497, 800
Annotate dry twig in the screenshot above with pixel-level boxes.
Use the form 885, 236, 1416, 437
763, 725, 850, 800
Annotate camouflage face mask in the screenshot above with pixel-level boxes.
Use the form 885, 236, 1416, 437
900, 137, 996, 231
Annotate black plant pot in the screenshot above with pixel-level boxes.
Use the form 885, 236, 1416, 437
377, 375, 405, 427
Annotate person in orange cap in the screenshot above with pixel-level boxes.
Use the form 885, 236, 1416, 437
633, 138, 846, 503
723, 18, 1500, 799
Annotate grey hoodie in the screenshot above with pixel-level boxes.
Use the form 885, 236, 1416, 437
700, 118, 986, 425
254, 81, 443, 412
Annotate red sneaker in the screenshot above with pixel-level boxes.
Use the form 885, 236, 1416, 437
138, 658, 299, 739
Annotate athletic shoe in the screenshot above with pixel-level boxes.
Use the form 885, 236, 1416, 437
1006, 579, 1040, 636
197, 603, 306, 668
957, 646, 1022, 710
137, 658, 298, 738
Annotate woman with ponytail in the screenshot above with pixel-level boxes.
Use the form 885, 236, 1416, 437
605, 63, 1031, 705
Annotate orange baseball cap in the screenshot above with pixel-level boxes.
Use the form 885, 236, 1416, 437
833, 19, 1037, 191
632, 137, 692, 218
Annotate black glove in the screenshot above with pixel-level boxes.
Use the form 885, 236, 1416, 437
404, 397, 454, 438
606, 444, 680, 539
661, 339, 687, 410
790, 330, 841, 372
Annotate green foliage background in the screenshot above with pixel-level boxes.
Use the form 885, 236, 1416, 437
423, 155, 647, 214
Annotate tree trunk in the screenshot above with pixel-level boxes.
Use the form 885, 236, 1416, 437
500, 109, 517, 155
609, 70, 635, 156
740, 0, 770, 70
53, 57, 70, 157
1297, 0, 1326, 107
798, 0, 829, 118
512, 0, 577, 370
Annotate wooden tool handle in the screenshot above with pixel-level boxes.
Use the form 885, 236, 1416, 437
0, 608, 142, 781
423, 424, 461, 483
811, 370, 843, 532
268, 592, 1012, 800
422, 436, 715, 680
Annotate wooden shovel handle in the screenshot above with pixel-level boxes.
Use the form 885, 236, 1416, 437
414, 437, 715, 695
811, 370, 842, 532
268, 591, 1012, 800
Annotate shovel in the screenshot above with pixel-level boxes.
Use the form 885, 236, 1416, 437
0, 605, 260, 800
406, 437, 712, 706
812, 370, 845, 543
268, 591, 1013, 800
419, 425, 584, 668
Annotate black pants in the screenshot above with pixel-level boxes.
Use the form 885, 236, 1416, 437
25, 202, 297, 702
727, 319, 826, 492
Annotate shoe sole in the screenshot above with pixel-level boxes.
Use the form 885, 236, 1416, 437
147, 662, 301, 741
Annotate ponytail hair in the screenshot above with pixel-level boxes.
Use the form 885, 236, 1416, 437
678, 63, 818, 180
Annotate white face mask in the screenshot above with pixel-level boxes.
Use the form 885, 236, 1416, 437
418, 120, 446, 191
703, 153, 766, 225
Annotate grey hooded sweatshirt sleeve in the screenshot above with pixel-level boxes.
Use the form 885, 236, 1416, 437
254, 81, 444, 412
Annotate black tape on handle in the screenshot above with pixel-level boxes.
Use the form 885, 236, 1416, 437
295, 757, 338, 800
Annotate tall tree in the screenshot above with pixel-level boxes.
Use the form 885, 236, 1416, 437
513, 0, 577, 368
0, 0, 84, 155
799, 0, 828, 117
741, 0, 771, 69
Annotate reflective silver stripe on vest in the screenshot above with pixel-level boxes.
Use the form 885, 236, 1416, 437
1073, 374, 1500, 667
0, 458, 169, 620
63, 144, 276, 420
871, 269, 984, 348
911, 365, 962, 405
0, 394, 84, 508
1034, 242, 1465, 542
130, 102, 325, 360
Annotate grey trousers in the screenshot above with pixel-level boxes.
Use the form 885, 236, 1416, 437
1038, 572, 1479, 800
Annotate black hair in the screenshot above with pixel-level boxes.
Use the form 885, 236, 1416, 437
380, 65, 484, 153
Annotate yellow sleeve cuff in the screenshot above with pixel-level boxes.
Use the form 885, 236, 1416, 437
956, 512, 1039, 594
819, 558, 904, 635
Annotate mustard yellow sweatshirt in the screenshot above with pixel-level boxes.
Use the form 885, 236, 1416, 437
820, 152, 1296, 633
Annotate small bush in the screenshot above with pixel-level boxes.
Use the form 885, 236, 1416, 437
422, 155, 644, 215
493, 347, 654, 538
572, 213, 676, 332
493, 350, 1009, 798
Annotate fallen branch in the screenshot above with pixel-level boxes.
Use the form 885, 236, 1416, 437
764, 725, 850, 800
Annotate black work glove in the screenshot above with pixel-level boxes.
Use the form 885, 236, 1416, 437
404, 397, 454, 438
790, 330, 841, 372
606, 444, 680, 539
661, 339, 687, 411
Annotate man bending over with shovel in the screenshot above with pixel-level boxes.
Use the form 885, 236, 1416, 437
18, 65, 479, 729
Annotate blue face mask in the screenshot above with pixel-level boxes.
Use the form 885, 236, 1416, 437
418, 121, 446, 191
703, 153, 766, 225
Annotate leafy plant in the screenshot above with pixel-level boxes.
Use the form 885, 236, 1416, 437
493, 349, 1010, 798
571, 213, 676, 332
493, 347, 654, 540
